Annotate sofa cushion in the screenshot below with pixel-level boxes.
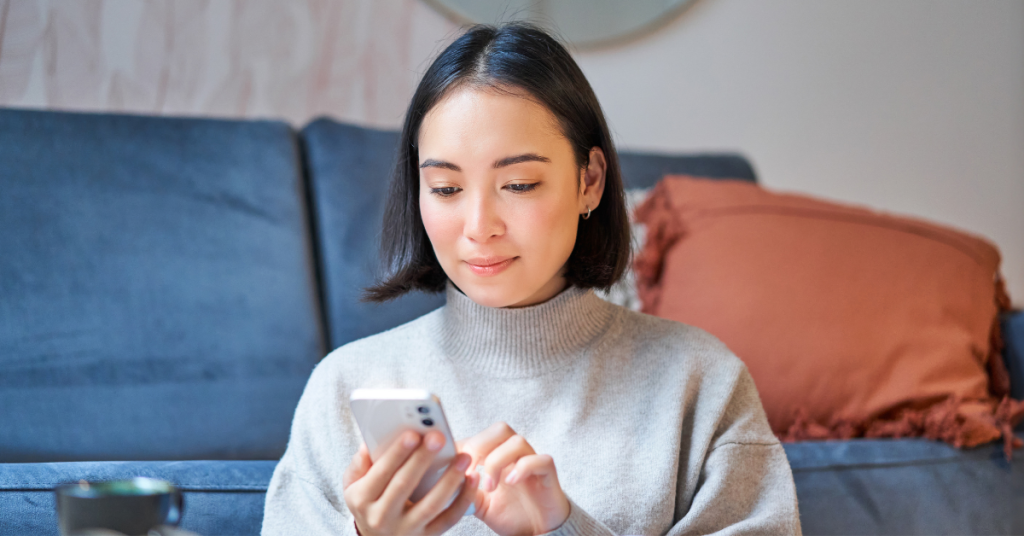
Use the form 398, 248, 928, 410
0, 460, 274, 535
300, 118, 759, 349
5, 438, 1020, 536
0, 109, 324, 461
785, 434, 1024, 535
616, 150, 757, 189
1005, 311, 1024, 401
634, 176, 1020, 449
300, 119, 448, 350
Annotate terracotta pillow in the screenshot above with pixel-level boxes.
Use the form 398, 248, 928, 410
634, 176, 1023, 455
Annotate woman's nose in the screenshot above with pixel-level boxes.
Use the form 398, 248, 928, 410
463, 192, 504, 242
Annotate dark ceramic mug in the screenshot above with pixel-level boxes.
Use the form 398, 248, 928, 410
55, 477, 184, 536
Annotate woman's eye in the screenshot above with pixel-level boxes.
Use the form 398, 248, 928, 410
506, 183, 538, 193
430, 187, 460, 197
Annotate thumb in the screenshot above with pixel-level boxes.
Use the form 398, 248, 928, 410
343, 443, 372, 489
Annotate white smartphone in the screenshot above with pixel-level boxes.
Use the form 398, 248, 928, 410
349, 389, 458, 503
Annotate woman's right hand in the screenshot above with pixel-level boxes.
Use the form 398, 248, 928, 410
342, 431, 479, 536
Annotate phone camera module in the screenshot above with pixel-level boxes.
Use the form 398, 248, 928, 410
417, 406, 430, 414
421, 418, 434, 427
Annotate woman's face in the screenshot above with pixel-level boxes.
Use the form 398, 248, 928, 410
417, 87, 605, 308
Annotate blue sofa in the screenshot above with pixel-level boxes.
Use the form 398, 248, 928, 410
1, 108, 1022, 535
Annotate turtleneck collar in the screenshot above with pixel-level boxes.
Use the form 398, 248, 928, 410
437, 282, 620, 378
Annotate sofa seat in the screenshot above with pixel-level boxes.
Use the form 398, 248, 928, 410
786, 432, 1024, 535
4, 434, 1022, 535
0, 460, 275, 536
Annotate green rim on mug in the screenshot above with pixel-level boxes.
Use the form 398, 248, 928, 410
57, 477, 177, 498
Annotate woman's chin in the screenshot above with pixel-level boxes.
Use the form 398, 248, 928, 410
456, 282, 527, 309
454, 276, 567, 309
450, 263, 567, 309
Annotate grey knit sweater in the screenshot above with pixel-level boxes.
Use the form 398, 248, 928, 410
262, 284, 801, 535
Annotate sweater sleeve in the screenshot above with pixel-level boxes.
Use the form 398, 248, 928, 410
667, 364, 802, 536
262, 466, 357, 536
542, 498, 615, 536
668, 442, 801, 535
543, 365, 800, 536
262, 359, 361, 536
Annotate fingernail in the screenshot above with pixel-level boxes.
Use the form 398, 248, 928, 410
479, 472, 494, 492
426, 434, 444, 451
455, 454, 471, 471
505, 470, 518, 485
403, 434, 419, 448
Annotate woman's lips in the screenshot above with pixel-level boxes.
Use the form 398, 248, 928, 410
464, 256, 517, 276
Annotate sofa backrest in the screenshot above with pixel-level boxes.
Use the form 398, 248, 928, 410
300, 117, 758, 351
0, 109, 325, 462
300, 120, 448, 350
617, 151, 757, 189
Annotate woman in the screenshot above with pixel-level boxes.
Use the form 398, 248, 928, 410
263, 23, 800, 536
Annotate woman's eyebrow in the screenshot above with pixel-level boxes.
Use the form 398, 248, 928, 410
419, 159, 461, 171
494, 153, 551, 168
419, 154, 551, 171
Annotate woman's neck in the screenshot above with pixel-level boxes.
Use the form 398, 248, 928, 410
436, 282, 619, 378
506, 275, 569, 308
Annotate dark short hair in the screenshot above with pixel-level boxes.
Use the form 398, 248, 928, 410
364, 23, 630, 302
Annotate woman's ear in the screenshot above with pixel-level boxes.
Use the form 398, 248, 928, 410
579, 147, 607, 215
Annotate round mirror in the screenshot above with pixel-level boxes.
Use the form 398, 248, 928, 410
424, 0, 697, 49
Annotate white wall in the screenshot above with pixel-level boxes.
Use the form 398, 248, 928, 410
0, 0, 457, 127
1, 0, 1021, 303
573, 0, 1024, 305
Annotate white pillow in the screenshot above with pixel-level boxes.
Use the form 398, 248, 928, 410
596, 188, 650, 311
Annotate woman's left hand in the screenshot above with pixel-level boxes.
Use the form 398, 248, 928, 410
457, 422, 570, 536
